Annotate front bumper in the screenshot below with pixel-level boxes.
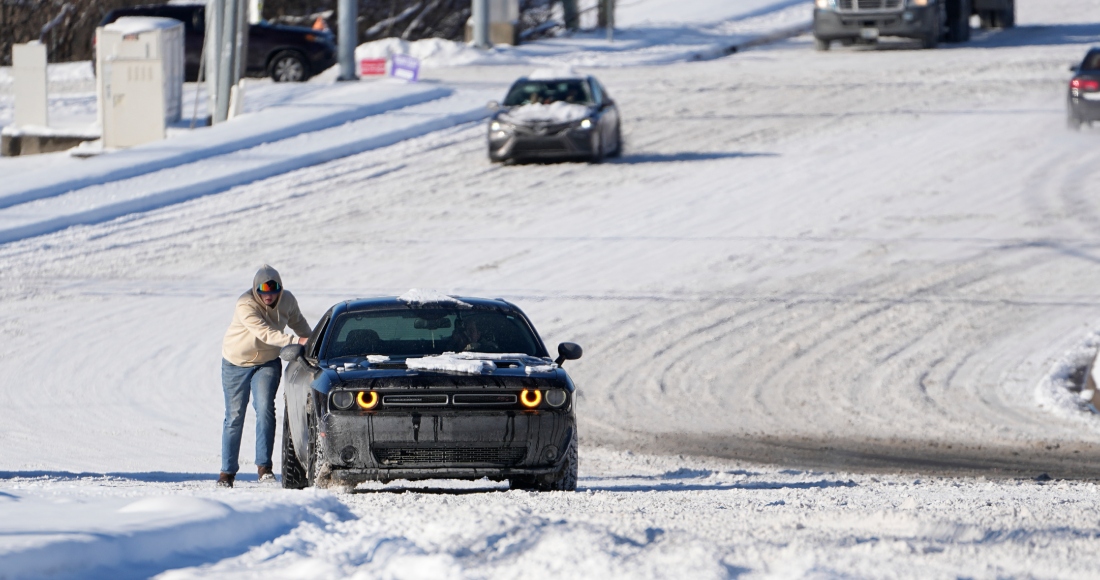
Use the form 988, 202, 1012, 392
319, 409, 576, 484
489, 125, 597, 161
813, 7, 936, 41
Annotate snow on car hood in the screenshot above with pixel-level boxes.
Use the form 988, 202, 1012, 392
404, 352, 557, 375
500, 102, 592, 125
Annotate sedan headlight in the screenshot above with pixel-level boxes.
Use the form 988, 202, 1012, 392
814, 0, 835, 8
490, 121, 513, 133
908, 0, 930, 6
579, 119, 593, 130
356, 391, 379, 410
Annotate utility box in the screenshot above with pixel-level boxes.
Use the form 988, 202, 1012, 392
12, 42, 48, 128
96, 17, 184, 149
466, 0, 520, 45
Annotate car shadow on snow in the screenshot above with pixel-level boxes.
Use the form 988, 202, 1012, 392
610, 152, 777, 164
0, 470, 249, 483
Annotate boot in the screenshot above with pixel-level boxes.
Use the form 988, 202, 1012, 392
216, 472, 235, 488
258, 466, 276, 483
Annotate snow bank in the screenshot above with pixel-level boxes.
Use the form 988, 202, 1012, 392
1035, 331, 1100, 430
353, 0, 810, 69
0, 487, 350, 580
405, 354, 496, 374
501, 102, 591, 124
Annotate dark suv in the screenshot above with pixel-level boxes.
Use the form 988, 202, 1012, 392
1068, 49, 1100, 130
100, 3, 336, 82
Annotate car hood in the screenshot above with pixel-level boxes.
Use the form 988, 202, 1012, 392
498, 102, 594, 126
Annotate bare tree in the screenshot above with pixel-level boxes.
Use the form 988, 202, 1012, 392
1, 0, 166, 66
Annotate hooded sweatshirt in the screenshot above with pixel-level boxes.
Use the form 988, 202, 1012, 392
222, 265, 312, 367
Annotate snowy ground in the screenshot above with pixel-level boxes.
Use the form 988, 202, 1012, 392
3, 0, 1100, 577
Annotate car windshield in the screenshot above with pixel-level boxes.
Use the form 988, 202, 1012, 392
324, 308, 543, 359
503, 80, 593, 106
1084, 52, 1100, 70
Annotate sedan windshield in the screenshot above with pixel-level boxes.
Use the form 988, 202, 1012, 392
325, 309, 543, 358
1084, 52, 1100, 70
503, 80, 593, 106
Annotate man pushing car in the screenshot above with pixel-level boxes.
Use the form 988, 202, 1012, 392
218, 265, 311, 488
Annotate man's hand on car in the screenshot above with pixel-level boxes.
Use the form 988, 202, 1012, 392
298, 337, 308, 345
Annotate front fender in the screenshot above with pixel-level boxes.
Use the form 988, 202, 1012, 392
286, 363, 337, 464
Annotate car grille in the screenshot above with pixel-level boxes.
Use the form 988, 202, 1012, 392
452, 393, 518, 406
513, 140, 569, 153
373, 446, 527, 466
382, 394, 448, 407
837, 0, 903, 11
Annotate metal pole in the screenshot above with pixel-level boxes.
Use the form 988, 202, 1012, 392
472, 0, 490, 49
336, 0, 357, 81
561, 0, 578, 31
215, 0, 239, 122
607, 0, 614, 43
205, 0, 223, 123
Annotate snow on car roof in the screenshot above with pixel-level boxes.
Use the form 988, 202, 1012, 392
527, 67, 584, 81
397, 288, 472, 307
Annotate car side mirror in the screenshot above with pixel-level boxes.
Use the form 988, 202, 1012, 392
486, 100, 500, 110
280, 344, 304, 362
555, 342, 583, 366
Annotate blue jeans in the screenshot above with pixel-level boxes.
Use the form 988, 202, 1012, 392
221, 358, 281, 475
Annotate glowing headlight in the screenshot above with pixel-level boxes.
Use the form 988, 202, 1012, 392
814, 0, 834, 7
579, 119, 593, 130
520, 389, 542, 408
331, 391, 354, 410
356, 391, 379, 410
908, 0, 929, 5
491, 121, 502, 131
545, 389, 567, 408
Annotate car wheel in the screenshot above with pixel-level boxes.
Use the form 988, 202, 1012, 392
945, 0, 970, 43
814, 38, 831, 51
1001, 1, 1015, 28
541, 438, 579, 491
270, 51, 309, 83
608, 124, 623, 158
281, 405, 308, 489
305, 409, 330, 488
589, 133, 604, 164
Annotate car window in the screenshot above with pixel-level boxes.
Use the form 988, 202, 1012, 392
503, 80, 594, 106
589, 79, 603, 105
307, 312, 331, 359
325, 308, 542, 358
1084, 52, 1100, 70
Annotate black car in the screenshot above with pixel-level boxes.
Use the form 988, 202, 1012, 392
278, 295, 583, 491
488, 73, 622, 163
100, 4, 336, 82
1068, 48, 1100, 130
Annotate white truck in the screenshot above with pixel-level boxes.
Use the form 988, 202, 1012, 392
812, 0, 1015, 50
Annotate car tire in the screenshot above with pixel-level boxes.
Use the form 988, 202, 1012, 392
269, 50, 309, 83
281, 405, 308, 489
304, 409, 331, 488
541, 438, 578, 491
814, 38, 831, 52
1000, 2, 1015, 28
589, 133, 604, 164
608, 124, 623, 158
945, 0, 970, 43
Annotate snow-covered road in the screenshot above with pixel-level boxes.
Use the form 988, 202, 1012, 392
3, 0, 1100, 576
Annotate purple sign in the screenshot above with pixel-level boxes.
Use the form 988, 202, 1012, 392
390, 54, 420, 82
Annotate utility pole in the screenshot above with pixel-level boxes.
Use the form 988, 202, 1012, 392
336, 0, 357, 80
562, 0, 579, 31
214, 0, 239, 122
472, 0, 490, 49
606, 0, 614, 42
205, 0, 223, 124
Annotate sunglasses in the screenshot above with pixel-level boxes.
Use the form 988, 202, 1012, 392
257, 281, 281, 294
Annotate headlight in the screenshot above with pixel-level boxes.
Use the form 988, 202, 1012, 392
356, 391, 379, 410
579, 119, 593, 130
814, 0, 835, 8
908, 0, 930, 5
490, 121, 502, 131
331, 391, 354, 410
545, 389, 567, 408
520, 389, 542, 408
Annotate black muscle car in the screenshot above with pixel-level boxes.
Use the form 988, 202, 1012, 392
278, 294, 582, 491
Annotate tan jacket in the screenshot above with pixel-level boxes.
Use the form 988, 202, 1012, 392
222, 265, 312, 367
